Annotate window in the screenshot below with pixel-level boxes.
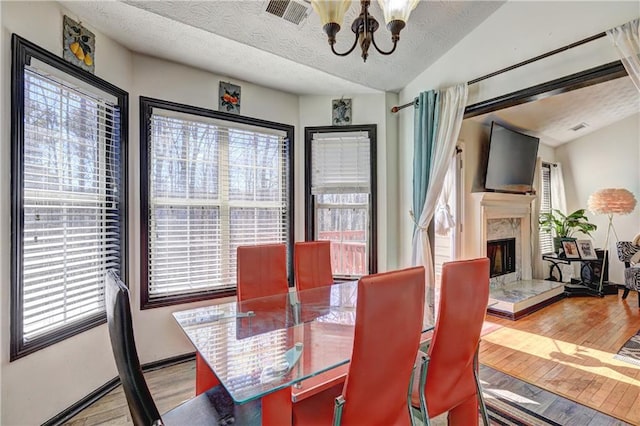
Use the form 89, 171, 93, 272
140, 97, 293, 308
304, 125, 377, 278
11, 35, 128, 360
539, 162, 553, 254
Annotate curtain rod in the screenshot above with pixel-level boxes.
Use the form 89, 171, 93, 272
391, 30, 607, 113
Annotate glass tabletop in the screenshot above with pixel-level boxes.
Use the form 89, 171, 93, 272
172, 281, 434, 404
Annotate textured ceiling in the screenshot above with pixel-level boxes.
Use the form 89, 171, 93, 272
471, 76, 640, 147
60, 0, 505, 95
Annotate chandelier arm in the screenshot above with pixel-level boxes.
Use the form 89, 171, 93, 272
330, 33, 360, 57
371, 33, 398, 55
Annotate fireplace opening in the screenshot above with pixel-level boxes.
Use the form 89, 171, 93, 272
487, 238, 516, 278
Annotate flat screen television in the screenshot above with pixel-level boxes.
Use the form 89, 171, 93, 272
485, 122, 540, 194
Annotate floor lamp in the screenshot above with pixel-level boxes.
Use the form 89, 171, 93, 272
587, 188, 637, 294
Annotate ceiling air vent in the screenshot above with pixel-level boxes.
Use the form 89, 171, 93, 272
570, 122, 589, 131
265, 0, 311, 25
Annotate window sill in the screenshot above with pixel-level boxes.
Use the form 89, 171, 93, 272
141, 288, 237, 310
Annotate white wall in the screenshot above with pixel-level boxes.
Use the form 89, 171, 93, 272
397, 1, 639, 267
297, 92, 398, 271
556, 113, 640, 284
1, 2, 299, 424
1, 3, 133, 425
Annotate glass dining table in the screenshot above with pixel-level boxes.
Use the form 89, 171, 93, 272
172, 280, 434, 425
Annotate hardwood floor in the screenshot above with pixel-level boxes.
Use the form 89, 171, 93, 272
64, 358, 626, 425
480, 288, 640, 424
64, 362, 197, 425
64, 289, 640, 425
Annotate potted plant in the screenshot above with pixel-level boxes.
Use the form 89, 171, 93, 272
539, 208, 597, 253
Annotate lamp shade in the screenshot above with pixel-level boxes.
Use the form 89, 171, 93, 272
587, 188, 637, 215
377, 0, 419, 24
311, 0, 352, 27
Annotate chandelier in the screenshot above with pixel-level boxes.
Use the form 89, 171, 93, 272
311, 0, 419, 62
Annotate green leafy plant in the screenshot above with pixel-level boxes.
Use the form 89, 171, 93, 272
539, 209, 597, 251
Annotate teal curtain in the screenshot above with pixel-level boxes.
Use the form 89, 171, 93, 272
412, 90, 439, 231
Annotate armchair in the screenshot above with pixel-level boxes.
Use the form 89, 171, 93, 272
616, 241, 640, 307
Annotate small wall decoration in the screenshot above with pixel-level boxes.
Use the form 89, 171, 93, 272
63, 16, 95, 73
331, 98, 351, 126
332, 98, 352, 125
219, 82, 241, 114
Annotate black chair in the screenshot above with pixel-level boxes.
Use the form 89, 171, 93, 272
104, 270, 260, 425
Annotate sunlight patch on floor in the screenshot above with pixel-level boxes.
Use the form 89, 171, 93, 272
482, 327, 640, 386
484, 388, 540, 405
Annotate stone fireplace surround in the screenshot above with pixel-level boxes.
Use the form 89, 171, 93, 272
471, 192, 565, 320
473, 192, 536, 281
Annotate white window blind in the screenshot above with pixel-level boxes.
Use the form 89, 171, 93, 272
21, 67, 122, 341
147, 113, 288, 299
310, 131, 371, 277
539, 163, 554, 254
311, 132, 370, 194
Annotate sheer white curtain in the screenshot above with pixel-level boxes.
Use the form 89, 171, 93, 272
607, 18, 640, 92
434, 158, 456, 237
550, 163, 567, 215
411, 84, 468, 308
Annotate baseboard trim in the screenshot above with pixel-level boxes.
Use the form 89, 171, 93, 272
42, 352, 196, 426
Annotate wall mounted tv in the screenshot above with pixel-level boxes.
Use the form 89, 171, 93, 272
484, 122, 540, 194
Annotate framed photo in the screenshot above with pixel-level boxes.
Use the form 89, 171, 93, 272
561, 238, 580, 259
576, 239, 597, 260
332, 98, 352, 125
219, 82, 241, 114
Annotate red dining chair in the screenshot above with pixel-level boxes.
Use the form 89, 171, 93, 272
196, 243, 290, 395
412, 258, 490, 426
292, 266, 425, 426
237, 243, 289, 301
294, 240, 333, 291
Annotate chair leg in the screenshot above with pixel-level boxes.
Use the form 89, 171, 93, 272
637, 291, 640, 308
474, 349, 490, 426
332, 395, 345, 426
622, 288, 630, 300
418, 354, 431, 426
408, 364, 418, 426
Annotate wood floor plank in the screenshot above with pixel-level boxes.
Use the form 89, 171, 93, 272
482, 290, 640, 424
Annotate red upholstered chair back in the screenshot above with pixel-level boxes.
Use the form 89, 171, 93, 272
340, 266, 425, 425
424, 258, 489, 417
236, 244, 289, 301
294, 241, 334, 291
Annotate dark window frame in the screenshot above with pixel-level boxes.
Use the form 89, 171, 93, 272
304, 125, 378, 276
10, 34, 129, 361
140, 96, 295, 309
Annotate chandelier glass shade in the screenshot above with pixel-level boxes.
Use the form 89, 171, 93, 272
311, 0, 419, 62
